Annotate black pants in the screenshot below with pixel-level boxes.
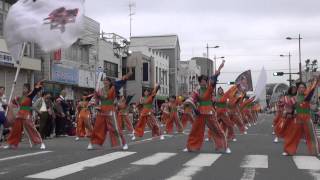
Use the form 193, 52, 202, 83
39, 112, 51, 139
55, 116, 66, 136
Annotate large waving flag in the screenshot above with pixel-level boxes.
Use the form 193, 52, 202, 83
235, 70, 253, 92
254, 67, 267, 100
4, 0, 85, 61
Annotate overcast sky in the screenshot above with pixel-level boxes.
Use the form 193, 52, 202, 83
85, 0, 320, 87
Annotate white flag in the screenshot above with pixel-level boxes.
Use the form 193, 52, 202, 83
254, 67, 267, 100
4, 0, 85, 61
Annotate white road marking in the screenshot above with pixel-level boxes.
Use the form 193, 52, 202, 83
310, 170, 320, 180
167, 154, 222, 180
166, 166, 202, 180
240, 168, 256, 180
0, 151, 52, 162
26, 151, 136, 179
131, 152, 176, 165
184, 154, 222, 167
293, 156, 320, 170
240, 155, 268, 180
240, 155, 268, 168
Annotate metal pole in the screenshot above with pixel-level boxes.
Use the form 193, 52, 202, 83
289, 52, 292, 86
206, 43, 209, 76
298, 34, 302, 82
6, 43, 26, 116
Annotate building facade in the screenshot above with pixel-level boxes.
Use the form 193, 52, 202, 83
0, 0, 41, 98
178, 60, 200, 96
130, 34, 180, 96
126, 46, 170, 103
191, 57, 213, 76
35, 16, 100, 100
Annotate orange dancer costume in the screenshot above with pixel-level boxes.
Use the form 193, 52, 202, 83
184, 61, 231, 154
181, 102, 195, 129
228, 91, 247, 134
132, 84, 164, 140
117, 95, 134, 135
240, 97, 255, 127
88, 72, 132, 150
165, 96, 183, 134
160, 99, 170, 126
75, 94, 94, 140
5, 82, 45, 150
214, 86, 238, 141
283, 80, 320, 156
274, 95, 295, 142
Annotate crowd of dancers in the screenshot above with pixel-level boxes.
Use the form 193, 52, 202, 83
272, 79, 320, 156
0, 60, 264, 154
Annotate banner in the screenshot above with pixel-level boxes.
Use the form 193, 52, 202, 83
254, 67, 267, 100
4, 0, 85, 61
235, 70, 253, 92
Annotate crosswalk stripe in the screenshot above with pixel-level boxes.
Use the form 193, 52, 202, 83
131, 153, 176, 165
240, 155, 268, 168
167, 154, 222, 180
184, 154, 222, 167
293, 156, 320, 170
166, 166, 202, 180
0, 151, 52, 162
26, 151, 136, 179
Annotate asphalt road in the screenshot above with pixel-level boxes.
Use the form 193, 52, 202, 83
0, 113, 319, 180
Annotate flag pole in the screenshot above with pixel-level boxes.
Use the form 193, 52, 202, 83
6, 43, 26, 116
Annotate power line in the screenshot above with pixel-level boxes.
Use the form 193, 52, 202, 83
221, 68, 299, 74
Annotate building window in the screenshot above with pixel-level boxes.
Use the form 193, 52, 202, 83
104, 61, 118, 78
156, 67, 158, 83
143, 63, 148, 81
65, 44, 89, 63
0, 13, 3, 36
122, 67, 135, 80
80, 45, 89, 64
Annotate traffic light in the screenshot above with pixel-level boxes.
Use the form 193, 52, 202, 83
273, 72, 284, 76
228, 81, 235, 85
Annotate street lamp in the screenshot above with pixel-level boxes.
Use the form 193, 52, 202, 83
280, 52, 292, 86
206, 44, 220, 76
286, 34, 303, 82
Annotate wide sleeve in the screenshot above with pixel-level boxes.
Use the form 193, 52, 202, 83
304, 80, 318, 102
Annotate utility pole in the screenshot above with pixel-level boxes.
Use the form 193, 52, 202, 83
129, 1, 136, 38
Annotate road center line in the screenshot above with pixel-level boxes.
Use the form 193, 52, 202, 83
26, 151, 136, 179
0, 151, 52, 162
293, 156, 320, 170
240, 155, 268, 168
131, 152, 176, 165
240, 155, 268, 180
166, 154, 222, 180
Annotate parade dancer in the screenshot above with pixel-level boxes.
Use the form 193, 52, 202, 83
75, 93, 94, 141
274, 86, 297, 143
228, 91, 247, 135
4, 81, 45, 150
180, 98, 195, 129
160, 98, 170, 127
183, 60, 231, 154
240, 96, 255, 128
132, 84, 164, 140
0, 87, 7, 144
283, 80, 320, 156
165, 96, 183, 134
214, 86, 238, 142
117, 95, 135, 136
87, 71, 132, 150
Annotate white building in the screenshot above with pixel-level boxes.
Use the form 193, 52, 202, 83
179, 60, 201, 96
129, 46, 170, 101
0, 0, 41, 97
